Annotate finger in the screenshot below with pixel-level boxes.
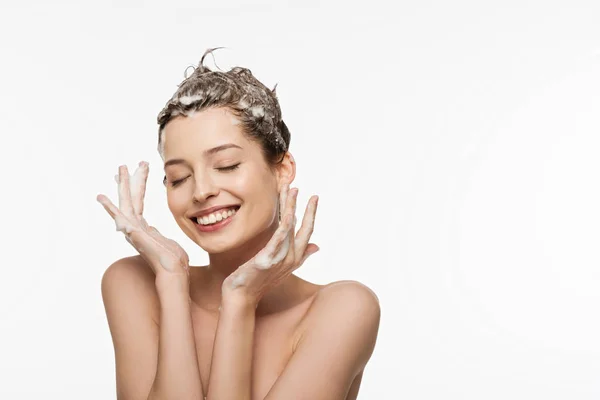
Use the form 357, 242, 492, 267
270, 213, 294, 255
118, 165, 135, 216
131, 161, 149, 216
279, 183, 289, 221
97, 194, 136, 234
96, 194, 120, 219
283, 188, 298, 264
297, 243, 320, 269
255, 213, 294, 269
254, 187, 295, 270
281, 185, 298, 222
294, 195, 318, 260
291, 188, 298, 221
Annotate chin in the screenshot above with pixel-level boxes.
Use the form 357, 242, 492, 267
198, 240, 240, 255
204, 225, 278, 258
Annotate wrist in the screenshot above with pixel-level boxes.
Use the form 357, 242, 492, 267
221, 289, 258, 311
155, 271, 190, 295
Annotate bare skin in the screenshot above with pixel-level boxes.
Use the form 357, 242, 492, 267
99, 107, 380, 399
109, 256, 365, 399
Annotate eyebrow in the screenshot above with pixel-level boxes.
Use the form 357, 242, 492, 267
164, 143, 242, 168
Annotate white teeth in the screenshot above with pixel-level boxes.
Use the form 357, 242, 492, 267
196, 207, 237, 225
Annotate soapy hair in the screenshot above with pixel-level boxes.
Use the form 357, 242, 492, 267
156, 47, 291, 169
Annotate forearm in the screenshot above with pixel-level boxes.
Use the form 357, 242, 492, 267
206, 293, 256, 400
148, 274, 204, 400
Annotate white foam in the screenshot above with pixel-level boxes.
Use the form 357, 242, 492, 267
114, 214, 136, 234
249, 105, 265, 118
254, 234, 291, 270
229, 270, 248, 288
130, 164, 145, 201
178, 94, 204, 105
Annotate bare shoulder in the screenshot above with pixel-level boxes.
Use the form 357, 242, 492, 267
101, 255, 163, 398
313, 280, 380, 311
101, 254, 156, 289
284, 279, 381, 396
101, 255, 160, 324
294, 280, 381, 349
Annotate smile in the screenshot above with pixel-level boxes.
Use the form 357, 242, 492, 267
191, 206, 240, 233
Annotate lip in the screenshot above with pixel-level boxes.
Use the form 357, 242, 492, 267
192, 206, 239, 233
189, 204, 240, 219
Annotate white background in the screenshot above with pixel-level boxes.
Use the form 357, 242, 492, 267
1, 0, 599, 399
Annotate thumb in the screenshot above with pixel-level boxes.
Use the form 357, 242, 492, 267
298, 243, 320, 266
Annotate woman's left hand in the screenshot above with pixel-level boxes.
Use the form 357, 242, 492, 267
222, 183, 319, 305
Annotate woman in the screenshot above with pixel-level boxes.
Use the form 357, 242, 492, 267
97, 48, 381, 400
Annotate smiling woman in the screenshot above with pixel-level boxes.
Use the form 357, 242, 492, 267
97, 48, 381, 400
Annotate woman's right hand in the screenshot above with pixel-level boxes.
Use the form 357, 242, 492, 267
96, 162, 190, 279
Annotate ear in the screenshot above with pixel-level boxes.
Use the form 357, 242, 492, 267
276, 152, 296, 190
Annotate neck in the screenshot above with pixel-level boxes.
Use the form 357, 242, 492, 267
190, 219, 304, 316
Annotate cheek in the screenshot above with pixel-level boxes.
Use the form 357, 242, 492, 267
231, 168, 277, 216
230, 166, 267, 196
166, 190, 188, 216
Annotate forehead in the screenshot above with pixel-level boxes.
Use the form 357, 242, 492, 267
162, 107, 246, 158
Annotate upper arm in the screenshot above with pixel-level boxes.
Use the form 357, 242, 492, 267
101, 255, 160, 400
265, 281, 381, 400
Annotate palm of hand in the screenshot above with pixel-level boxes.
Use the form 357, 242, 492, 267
97, 162, 190, 276
223, 183, 319, 303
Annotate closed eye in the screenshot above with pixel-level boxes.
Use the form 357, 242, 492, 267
165, 163, 240, 187
217, 163, 241, 172
170, 176, 189, 187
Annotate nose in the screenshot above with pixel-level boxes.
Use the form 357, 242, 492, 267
192, 174, 219, 203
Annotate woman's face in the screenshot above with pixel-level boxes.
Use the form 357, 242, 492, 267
162, 107, 286, 254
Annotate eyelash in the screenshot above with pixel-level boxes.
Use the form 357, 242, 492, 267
217, 163, 241, 172
169, 163, 241, 187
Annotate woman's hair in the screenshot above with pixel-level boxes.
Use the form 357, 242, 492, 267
156, 47, 291, 170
